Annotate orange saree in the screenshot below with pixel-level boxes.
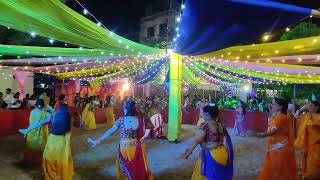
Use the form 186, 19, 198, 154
295, 113, 320, 180
259, 114, 297, 180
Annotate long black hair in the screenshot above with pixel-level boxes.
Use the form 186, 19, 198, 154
274, 98, 288, 114
35, 99, 45, 109
124, 100, 136, 116
105, 95, 112, 107
203, 105, 219, 120
311, 101, 320, 113
239, 100, 247, 115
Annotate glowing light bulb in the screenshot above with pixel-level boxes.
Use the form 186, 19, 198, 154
49, 39, 54, 44
262, 34, 270, 41
30, 32, 36, 38
83, 9, 88, 15
285, 27, 290, 32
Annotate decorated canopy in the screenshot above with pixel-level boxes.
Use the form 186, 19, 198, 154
0, 0, 319, 141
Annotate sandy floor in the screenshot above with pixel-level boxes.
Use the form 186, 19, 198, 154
0, 124, 301, 180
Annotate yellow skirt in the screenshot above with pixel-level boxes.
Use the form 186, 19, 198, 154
82, 110, 96, 130
42, 133, 73, 180
115, 141, 153, 180
105, 106, 115, 128
27, 125, 49, 151
191, 146, 228, 180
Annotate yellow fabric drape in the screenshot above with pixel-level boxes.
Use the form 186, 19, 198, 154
198, 35, 320, 61
89, 81, 102, 96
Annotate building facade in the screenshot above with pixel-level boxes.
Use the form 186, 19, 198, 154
139, 0, 181, 48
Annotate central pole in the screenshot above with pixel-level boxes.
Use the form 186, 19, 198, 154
168, 53, 182, 142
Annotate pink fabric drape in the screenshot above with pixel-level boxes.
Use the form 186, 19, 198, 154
75, 80, 80, 94
13, 70, 31, 100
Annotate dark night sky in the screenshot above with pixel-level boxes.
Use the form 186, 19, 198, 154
66, 0, 319, 39
66, 0, 159, 38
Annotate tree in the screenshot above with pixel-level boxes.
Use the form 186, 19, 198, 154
280, 22, 320, 41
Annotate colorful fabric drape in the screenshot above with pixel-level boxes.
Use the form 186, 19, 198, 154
13, 70, 31, 100
175, 0, 311, 55
0, 0, 163, 55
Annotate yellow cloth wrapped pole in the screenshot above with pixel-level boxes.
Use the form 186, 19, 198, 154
168, 53, 182, 142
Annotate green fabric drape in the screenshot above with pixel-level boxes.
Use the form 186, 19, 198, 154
0, 44, 112, 57
0, 0, 164, 55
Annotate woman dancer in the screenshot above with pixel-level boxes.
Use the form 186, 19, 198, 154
181, 105, 233, 180
88, 100, 153, 180
295, 101, 320, 180
82, 98, 97, 130
105, 95, 115, 128
20, 99, 54, 166
19, 103, 74, 180
233, 100, 246, 136
257, 98, 297, 180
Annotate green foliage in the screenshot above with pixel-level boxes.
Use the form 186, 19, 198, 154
295, 85, 320, 100
140, 37, 169, 49
280, 22, 320, 41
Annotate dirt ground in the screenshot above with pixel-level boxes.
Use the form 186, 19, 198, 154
0, 124, 301, 180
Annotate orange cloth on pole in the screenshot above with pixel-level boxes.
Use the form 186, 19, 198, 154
259, 114, 297, 180
295, 113, 320, 179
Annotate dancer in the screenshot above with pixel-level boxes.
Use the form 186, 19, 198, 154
105, 95, 115, 128
19, 103, 73, 180
54, 94, 66, 111
233, 100, 246, 136
21, 99, 54, 166
295, 101, 320, 179
82, 98, 97, 130
181, 105, 233, 180
88, 100, 153, 180
257, 98, 297, 180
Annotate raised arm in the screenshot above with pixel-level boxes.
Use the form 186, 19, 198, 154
181, 129, 205, 159
19, 115, 52, 136
256, 127, 277, 138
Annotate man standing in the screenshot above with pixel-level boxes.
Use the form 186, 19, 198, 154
74, 93, 81, 107
3, 88, 15, 108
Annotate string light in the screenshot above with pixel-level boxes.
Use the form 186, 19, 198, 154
83, 9, 89, 15
48, 39, 55, 44
262, 34, 271, 42
285, 27, 290, 32
30, 32, 36, 38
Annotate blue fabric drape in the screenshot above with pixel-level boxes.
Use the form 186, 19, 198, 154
174, 0, 311, 55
